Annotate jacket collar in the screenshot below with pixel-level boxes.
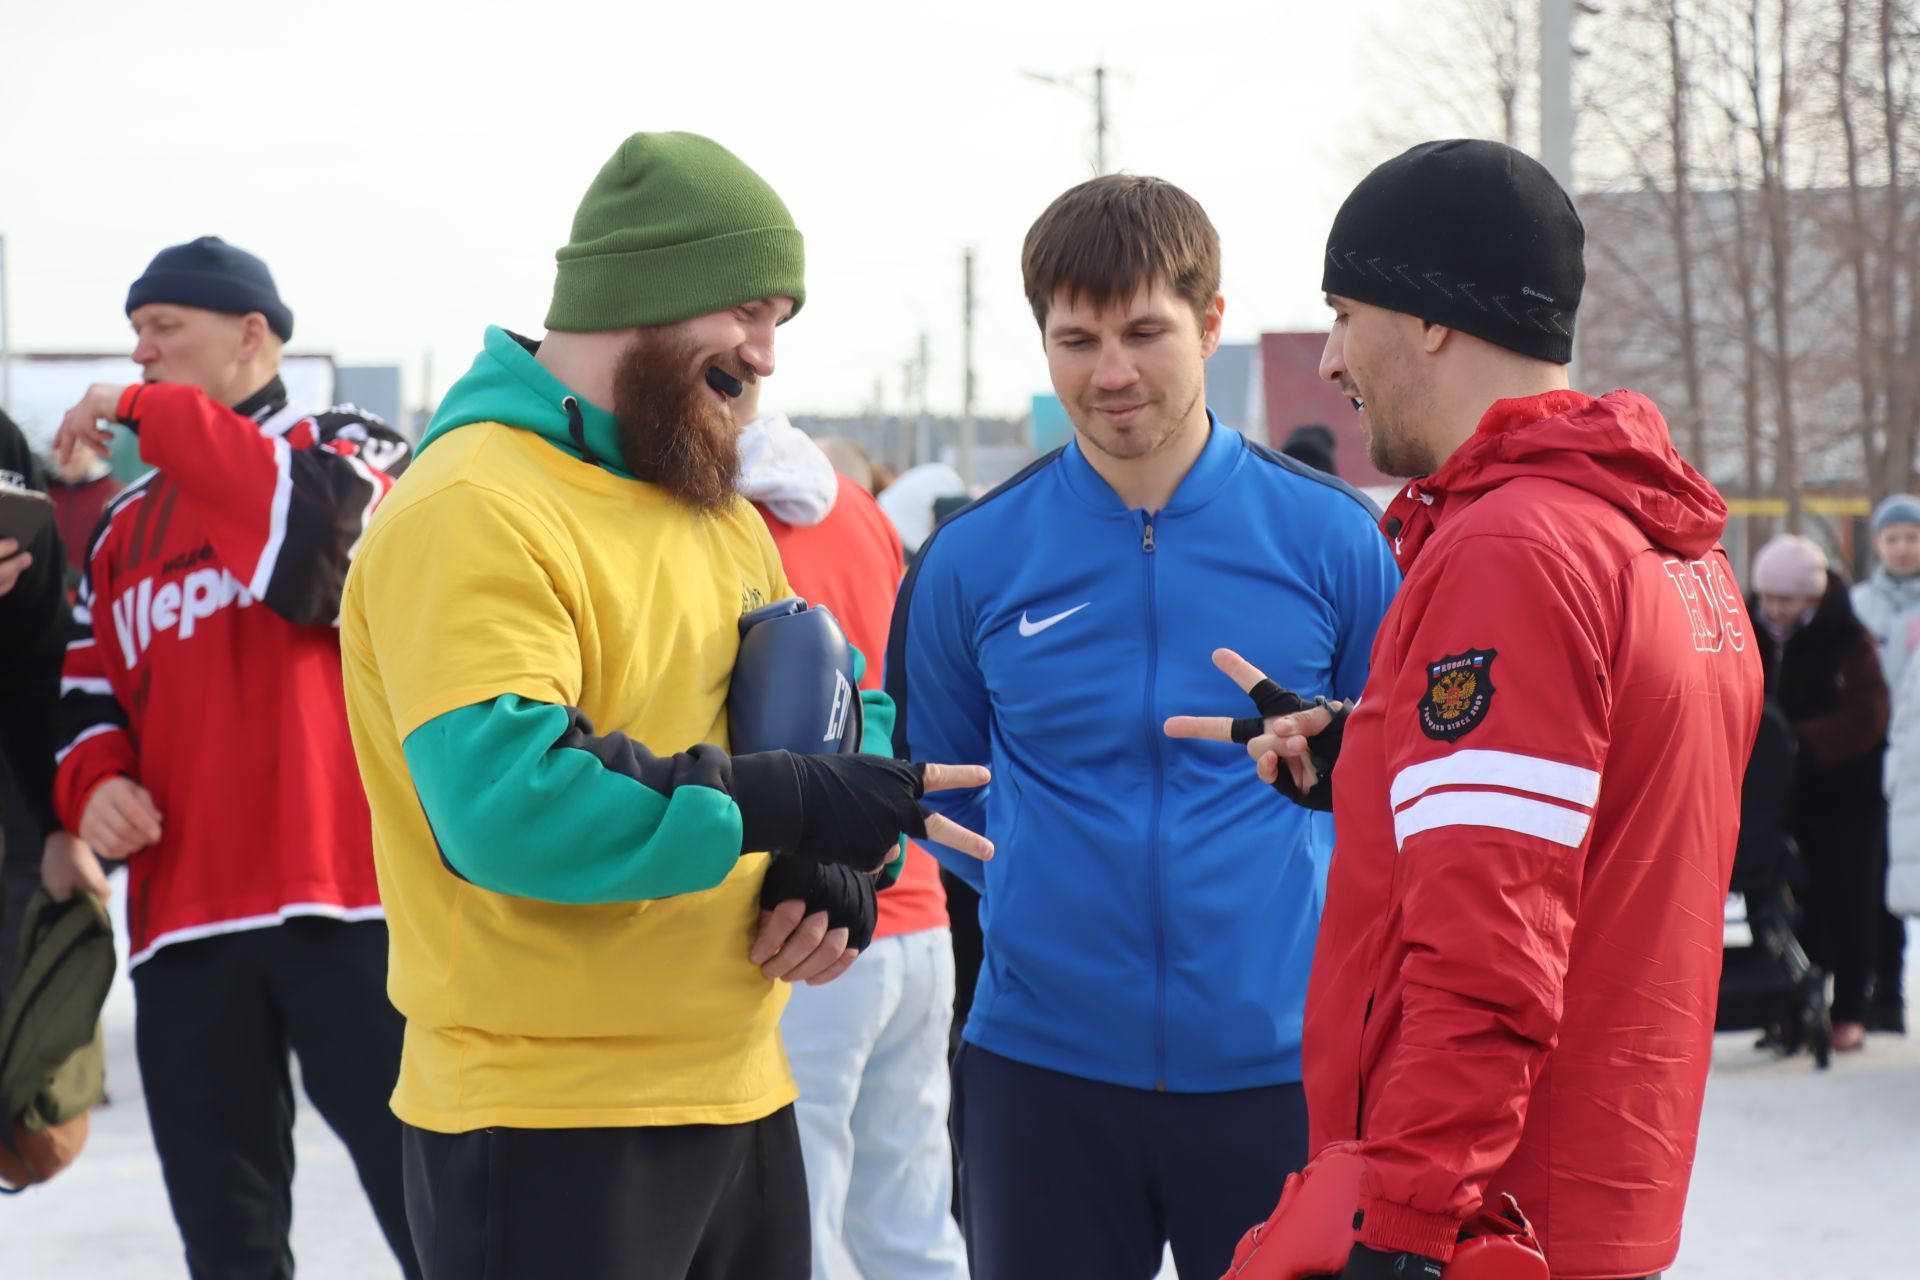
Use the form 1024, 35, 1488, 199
1057, 409, 1244, 516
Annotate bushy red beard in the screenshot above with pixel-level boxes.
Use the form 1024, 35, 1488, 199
611, 327, 741, 513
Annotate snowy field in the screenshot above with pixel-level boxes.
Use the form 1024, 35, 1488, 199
4, 883, 1915, 1278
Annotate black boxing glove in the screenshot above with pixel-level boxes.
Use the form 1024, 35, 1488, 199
759, 855, 879, 952
731, 750, 928, 874
1228, 679, 1350, 813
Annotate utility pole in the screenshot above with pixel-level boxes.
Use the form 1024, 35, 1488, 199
959, 247, 977, 487
1540, 0, 1579, 382
1540, 0, 1574, 193
1022, 64, 1113, 175
915, 332, 932, 467
900, 357, 917, 465
1093, 65, 1109, 176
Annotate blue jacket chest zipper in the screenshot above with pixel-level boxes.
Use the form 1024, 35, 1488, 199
1140, 513, 1168, 1091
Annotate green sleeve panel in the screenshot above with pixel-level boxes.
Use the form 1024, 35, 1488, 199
402, 695, 744, 904
854, 646, 907, 888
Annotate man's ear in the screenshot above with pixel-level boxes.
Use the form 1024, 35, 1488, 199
1199, 293, 1226, 359
237, 312, 273, 362
1421, 321, 1454, 355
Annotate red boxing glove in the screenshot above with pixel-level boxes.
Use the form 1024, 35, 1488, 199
1220, 1149, 1548, 1280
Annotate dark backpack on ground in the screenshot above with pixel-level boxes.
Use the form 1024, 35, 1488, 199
0, 889, 114, 1189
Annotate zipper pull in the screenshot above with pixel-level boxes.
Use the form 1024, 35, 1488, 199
1142, 521, 1156, 553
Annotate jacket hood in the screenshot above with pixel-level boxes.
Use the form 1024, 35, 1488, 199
419, 326, 633, 478
1385, 390, 1727, 569
736, 412, 839, 527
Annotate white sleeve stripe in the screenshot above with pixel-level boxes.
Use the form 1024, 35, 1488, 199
55, 722, 125, 766
1390, 749, 1601, 811
67, 636, 96, 651
61, 677, 114, 697
248, 435, 295, 600
72, 604, 92, 625
1393, 791, 1593, 851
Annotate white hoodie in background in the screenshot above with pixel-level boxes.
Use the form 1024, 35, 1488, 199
736, 413, 839, 528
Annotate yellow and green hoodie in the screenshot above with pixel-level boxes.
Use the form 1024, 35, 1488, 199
340, 326, 895, 1133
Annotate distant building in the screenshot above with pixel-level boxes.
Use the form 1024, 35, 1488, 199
788, 412, 1031, 492
1258, 333, 1395, 494
1206, 342, 1266, 438
334, 365, 405, 436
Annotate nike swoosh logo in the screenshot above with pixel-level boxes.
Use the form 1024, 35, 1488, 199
1019, 602, 1091, 637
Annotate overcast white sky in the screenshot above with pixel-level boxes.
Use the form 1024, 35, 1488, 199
3, 0, 1451, 421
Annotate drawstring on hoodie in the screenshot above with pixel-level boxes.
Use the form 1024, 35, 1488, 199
563, 396, 603, 470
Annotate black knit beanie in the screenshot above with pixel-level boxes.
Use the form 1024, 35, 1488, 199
1322, 140, 1583, 364
126, 236, 294, 341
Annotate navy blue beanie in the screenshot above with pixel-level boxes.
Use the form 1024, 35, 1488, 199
126, 236, 293, 341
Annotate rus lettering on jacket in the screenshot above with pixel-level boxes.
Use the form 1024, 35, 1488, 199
111, 566, 257, 669
1662, 557, 1748, 654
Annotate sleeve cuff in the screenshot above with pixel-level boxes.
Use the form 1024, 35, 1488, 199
114, 383, 150, 428
730, 750, 802, 855
1359, 1197, 1463, 1262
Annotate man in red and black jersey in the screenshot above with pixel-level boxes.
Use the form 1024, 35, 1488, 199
46, 237, 420, 1278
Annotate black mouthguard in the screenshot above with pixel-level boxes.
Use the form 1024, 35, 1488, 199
706, 366, 745, 398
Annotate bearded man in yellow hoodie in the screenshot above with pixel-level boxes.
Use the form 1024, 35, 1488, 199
340, 131, 989, 1280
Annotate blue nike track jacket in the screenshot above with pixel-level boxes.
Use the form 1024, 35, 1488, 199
887, 416, 1399, 1092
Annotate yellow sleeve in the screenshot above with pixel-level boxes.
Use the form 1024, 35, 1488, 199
355, 481, 586, 739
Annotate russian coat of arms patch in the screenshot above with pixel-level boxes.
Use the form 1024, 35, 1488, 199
1418, 648, 1497, 741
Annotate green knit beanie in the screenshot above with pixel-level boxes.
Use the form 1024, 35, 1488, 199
545, 132, 805, 332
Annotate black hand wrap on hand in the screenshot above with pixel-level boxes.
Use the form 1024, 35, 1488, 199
759, 856, 878, 952
1230, 678, 1349, 813
732, 751, 928, 874
1336, 1243, 1442, 1279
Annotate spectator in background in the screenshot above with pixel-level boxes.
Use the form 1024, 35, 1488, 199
1751, 533, 1890, 1052
1885, 655, 1920, 926
1280, 423, 1338, 476
0, 406, 82, 1005
1849, 494, 1917, 1033
47, 236, 419, 1278
43, 438, 123, 594
877, 461, 967, 556
733, 382, 967, 1280
813, 436, 877, 491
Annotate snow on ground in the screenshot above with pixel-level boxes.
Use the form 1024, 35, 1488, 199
5, 882, 1915, 1278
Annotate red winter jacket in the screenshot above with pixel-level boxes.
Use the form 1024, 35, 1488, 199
53, 378, 407, 966
1303, 390, 1762, 1279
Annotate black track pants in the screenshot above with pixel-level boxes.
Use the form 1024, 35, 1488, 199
132, 918, 418, 1280
402, 1107, 810, 1280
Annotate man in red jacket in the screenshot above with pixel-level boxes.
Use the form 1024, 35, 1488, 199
46, 237, 419, 1278
1168, 141, 1762, 1280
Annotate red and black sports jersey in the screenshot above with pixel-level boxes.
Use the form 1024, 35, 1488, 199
54, 377, 407, 965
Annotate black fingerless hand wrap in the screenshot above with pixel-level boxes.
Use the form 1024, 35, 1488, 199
759, 856, 879, 951
731, 750, 927, 873
1340, 1243, 1443, 1279
1232, 678, 1350, 813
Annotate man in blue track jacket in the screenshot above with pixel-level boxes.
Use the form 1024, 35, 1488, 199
886, 175, 1400, 1280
